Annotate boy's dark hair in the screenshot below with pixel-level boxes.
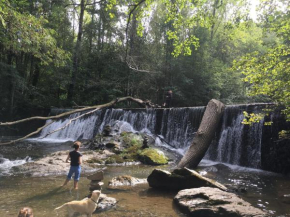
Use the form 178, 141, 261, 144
73, 141, 81, 150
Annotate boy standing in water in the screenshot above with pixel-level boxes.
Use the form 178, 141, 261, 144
62, 141, 82, 189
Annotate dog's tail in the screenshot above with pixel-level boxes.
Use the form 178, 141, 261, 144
54, 203, 67, 210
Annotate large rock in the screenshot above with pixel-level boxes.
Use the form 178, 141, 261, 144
108, 175, 147, 189
105, 141, 120, 149
87, 170, 104, 181
174, 187, 267, 217
138, 148, 168, 165
147, 168, 227, 191
96, 193, 117, 212
13, 150, 113, 177
81, 193, 116, 213
89, 181, 104, 191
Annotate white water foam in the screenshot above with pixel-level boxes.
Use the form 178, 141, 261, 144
27, 138, 73, 143
199, 159, 278, 175
0, 156, 32, 176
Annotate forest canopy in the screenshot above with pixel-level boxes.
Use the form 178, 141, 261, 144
0, 0, 289, 121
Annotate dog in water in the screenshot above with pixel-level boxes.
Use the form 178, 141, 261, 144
54, 190, 101, 217
18, 207, 33, 217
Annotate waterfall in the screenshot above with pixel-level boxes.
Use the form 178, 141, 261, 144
160, 107, 204, 150
38, 110, 102, 141
36, 105, 267, 168
205, 105, 264, 168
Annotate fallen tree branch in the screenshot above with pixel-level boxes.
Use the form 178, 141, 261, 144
0, 97, 160, 145
0, 121, 55, 145
40, 107, 101, 139
0, 97, 158, 126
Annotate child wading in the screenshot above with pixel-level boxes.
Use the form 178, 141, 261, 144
62, 141, 82, 189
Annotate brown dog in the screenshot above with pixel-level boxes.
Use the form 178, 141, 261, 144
18, 207, 33, 217
54, 190, 101, 217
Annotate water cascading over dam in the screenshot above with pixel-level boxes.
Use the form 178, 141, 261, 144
38, 104, 288, 171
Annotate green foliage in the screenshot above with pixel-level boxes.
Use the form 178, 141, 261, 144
235, 41, 290, 120
279, 130, 290, 139
242, 111, 264, 125
234, 0, 290, 121
0, 1, 69, 66
1, 0, 289, 121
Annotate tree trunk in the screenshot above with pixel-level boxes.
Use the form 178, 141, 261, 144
67, 0, 85, 104
178, 99, 225, 169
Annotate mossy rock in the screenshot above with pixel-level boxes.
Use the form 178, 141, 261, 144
105, 155, 125, 164
121, 132, 142, 147
94, 134, 103, 140
86, 158, 104, 164
138, 148, 168, 165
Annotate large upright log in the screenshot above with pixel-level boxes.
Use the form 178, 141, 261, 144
178, 99, 225, 168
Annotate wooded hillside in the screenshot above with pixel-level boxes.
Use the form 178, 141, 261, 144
0, 0, 289, 121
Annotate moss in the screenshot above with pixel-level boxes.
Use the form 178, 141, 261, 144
138, 148, 168, 165
86, 158, 104, 164
122, 132, 142, 147
115, 175, 133, 182
120, 131, 129, 137
105, 155, 125, 164
94, 134, 103, 140
121, 143, 142, 160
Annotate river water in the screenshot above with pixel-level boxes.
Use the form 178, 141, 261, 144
0, 141, 290, 217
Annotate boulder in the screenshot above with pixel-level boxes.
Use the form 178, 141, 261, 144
105, 141, 120, 149
103, 125, 112, 137
13, 151, 110, 177
174, 187, 267, 217
96, 193, 117, 212
147, 168, 227, 191
138, 148, 168, 165
87, 170, 104, 181
142, 136, 149, 149
89, 181, 104, 191
108, 175, 147, 189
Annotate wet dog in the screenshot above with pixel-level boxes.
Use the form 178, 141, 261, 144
18, 207, 33, 217
54, 190, 101, 217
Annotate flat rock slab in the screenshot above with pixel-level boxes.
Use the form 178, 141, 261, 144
174, 187, 267, 217
13, 150, 114, 177
108, 175, 147, 189
96, 193, 117, 212
147, 168, 227, 191
87, 170, 104, 181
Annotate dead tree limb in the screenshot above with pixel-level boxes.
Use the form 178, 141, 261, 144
178, 99, 225, 169
0, 97, 160, 145
0, 121, 55, 145
40, 106, 101, 139
0, 97, 159, 126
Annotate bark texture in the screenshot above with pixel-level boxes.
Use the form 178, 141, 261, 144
178, 99, 225, 168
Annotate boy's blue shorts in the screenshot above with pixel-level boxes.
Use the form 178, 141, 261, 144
67, 166, 81, 181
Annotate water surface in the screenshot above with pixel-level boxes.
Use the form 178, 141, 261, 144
0, 141, 290, 217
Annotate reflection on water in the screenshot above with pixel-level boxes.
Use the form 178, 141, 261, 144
0, 165, 185, 217
199, 160, 290, 216
0, 142, 290, 216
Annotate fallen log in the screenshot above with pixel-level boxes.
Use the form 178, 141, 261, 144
147, 167, 227, 191
178, 99, 225, 169
0, 97, 160, 145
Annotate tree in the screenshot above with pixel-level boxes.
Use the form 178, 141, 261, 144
235, 0, 290, 121
0, 0, 69, 119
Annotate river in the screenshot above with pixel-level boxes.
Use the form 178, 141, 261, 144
0, 141, 289, 217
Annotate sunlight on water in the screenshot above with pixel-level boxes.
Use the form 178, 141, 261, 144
0, 165, 185, 217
